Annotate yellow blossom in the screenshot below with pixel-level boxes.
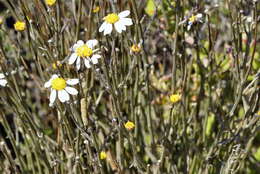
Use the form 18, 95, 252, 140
124, 121, 135, 131
257, 110, 260, 116
169, 94, 181, 104
189, 15, 197, 23
51, 78, 66, 90
14, 21, 26, 31
52, 61, 62, 70
131, 44, 141, 53
0, 17, 3, 25
93, 6, 100, 13
105, 13, 120, 24
76, 45, 93, 58
100, 151, 107, 160
45, 0, 56, 6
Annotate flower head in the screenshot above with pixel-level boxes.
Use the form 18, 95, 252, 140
169, 94, 181, 104
99, 10, 133, 35
257, 110, 260, 116
187, 13, 202, 30
0, 73, 7, 87
45, 0, 56, 6
0, 17, 3, 25
131, 44, 141, 53
93, 6, 100, 13
100, 151, 107, 160
14, 21, 26, 31
68, 40, 101, 70
52, 61, 62, 70
124, 121, 135, 131
44, 74, 79, 106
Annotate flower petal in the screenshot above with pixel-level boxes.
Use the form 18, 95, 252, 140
76, 40, 84, 46
92, 54, 101, 59
69, 53, 78, 64
76, 57, 81, 70
51, 74, 59, 80
0, 79, 7, 86
103, 23, 113, 35
118, 10, 130, 18
120, 18, 133, 26
114, 22, 124, 33
66, 79, 79, 85
73, 40, 84, 50
86, 40, 98, 49
0, 73, 5, 79
44, 80, 51, 88
196, 13, 203, 18
84, 59, 91, 68
49, 89, 57, 104
58, 90, 70, 103
65, 87, 78, 95
99, 22, 107, 32
91, 54, 101, 64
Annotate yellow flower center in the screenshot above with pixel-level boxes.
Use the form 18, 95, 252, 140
76, 45, 93, 58
189, 15, 197, 23
100, 151, 107, 160
45, 0, 56, 6
52, 61, 62, 70
124, 121, 135, 130
0, 17, 3, 25
105, 13, 119, 24
93, 6, 100, 13
51, 78, 66, 90
131, 44, 141, 53
169, 94, 181, 104
14, 21, 26, 31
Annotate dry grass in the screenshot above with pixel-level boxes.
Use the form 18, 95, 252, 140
0, 0, 260, 173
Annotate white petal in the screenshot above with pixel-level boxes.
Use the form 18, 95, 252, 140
69, 53, 78, 64
0, 79, 7, 86
92, 54, 101, 59
66, 79, 79, 85
86, 40, 98, 49
0, 73, 5, 79
44, 80, 51, 88
91, 55, 101, 64
103, 23, 113, 35
114, 22, 124, 33
91, 57, 98, 64
65, 87, 78, 95
76, 40, 84, 46
84, 59, 91, 68
187, 24, 191, 31
72, 44, 78, 51
49, 89, 57, 104
196, 13, 203, 18
118, 10, 130, 18
120, 18, 133, 26
76, 57, 81, 70
73, 40, 84, 50
58, 90, 70, 103
51, 74, 59, 80
99, 22, 107, 32
92, 48, 99, 53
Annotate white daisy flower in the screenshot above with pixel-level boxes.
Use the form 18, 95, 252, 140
68, 40, 101, 70
44, 74, 79, 106
0, 73, 7, 87
99, 10, 133, 35
187, 13, 203, 30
